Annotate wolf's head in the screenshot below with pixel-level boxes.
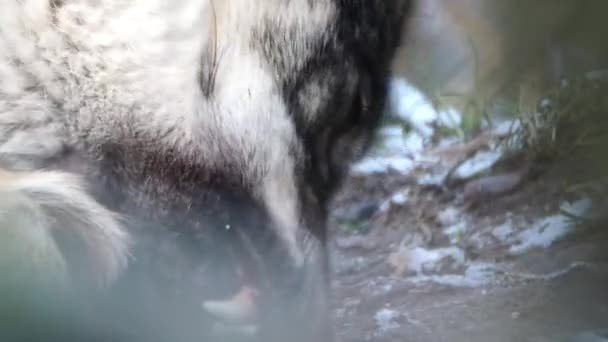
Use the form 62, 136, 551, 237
0, 1, 413, 341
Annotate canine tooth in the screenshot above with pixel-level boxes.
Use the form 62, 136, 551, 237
202, 286, 257, 324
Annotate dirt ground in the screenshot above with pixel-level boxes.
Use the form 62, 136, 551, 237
328, 128, 608, 342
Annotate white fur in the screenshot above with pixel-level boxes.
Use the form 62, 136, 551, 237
0, 169, 130, 287
0, 191, 68, 289
0, 0, 338, 277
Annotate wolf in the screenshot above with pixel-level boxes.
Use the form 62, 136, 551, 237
0, 0, 413, 341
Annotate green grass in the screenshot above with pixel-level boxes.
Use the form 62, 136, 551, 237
510, 75, 608, 223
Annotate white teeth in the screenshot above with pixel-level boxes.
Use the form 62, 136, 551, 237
204, 287, 259, 337
211, 322, 258, 337
202, 286, 257, 325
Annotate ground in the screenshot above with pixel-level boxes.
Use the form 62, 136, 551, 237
328, 80, 608, 342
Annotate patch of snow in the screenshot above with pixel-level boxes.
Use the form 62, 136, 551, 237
382, 135, 409, 154
509, 216, 571, 255
379, 190, 410, 212
404, 132, 426, 154
391, 191, 409, 205
444, 222, 468, 244
375, 125, 428, 156
387, 78, 464, 140
437, 207, 462, 226
561, 197, 592, 217
454, 150, 503, 179
437, 108, 462, 129
388, 78, 437, 138
351, 156, 414, 175
411, 263, 496, 288
382, 283, 394, 294
492, 218, 516, 242
416, 170, 449, 186
510, 198, 592, 255
437, 209, 474, 245
437, 136, 463, 148
374, 309, 401, 333
365, 277, 399, 297
412, 152, 441, 165
470, 231, 492, 250
379, 125, 404, 137
406, 247, 466, 274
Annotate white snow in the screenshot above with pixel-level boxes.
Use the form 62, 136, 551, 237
379, 190, 410, 211
387, 78, 463, 139
437, 207, 469, 243
411, 263, 496, 288
382, 135, 410, 154
437, 207, 461, 226
492, 218, 516, 242
444, 222, 468, 243
509, 215, 571, 255
416, 169, 449, 186
470, 231, 492, 250
378, 129, 426, 156
378, 126, 409, 154
405, 247, 466, 274
403, 132, 426, 154
374, 309, 400, 334
437, 136, 463, 148
391, 191, 409, 205
379, 125, 404, 137
454, 150, 503, 179
510, 198, 592, 255
437, 107, 463, 129
561, 197, 593, 217
351, 77, 469, 177
351, 156, 414, 175
388, 78, 437, 138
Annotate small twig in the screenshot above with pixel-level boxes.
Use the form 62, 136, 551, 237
492, 261, 596, 282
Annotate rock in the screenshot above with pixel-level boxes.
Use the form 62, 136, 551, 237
462, 171, 526, 201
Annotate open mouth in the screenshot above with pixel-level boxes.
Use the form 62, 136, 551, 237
201, 262, 262, 339
196, 241, 313, 341
203, 285, 260, 338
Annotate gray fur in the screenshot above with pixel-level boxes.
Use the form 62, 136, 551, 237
0, 0, 413, 340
